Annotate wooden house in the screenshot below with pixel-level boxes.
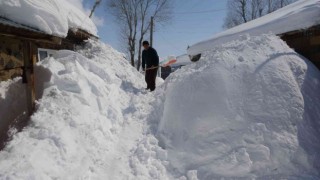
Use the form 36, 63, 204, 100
280, 25, 320, 69
0, 16, 97, 149
0, 17, 97, 81
187, 1, 320, 70
189, 25, 320, 69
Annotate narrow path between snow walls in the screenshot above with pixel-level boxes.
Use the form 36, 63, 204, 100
149, 34, 320, 179
1, 35, 320, 180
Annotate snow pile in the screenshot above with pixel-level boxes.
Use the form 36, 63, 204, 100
0, 78, 28, 148
154, 34, 320, 179
0, 40, 169, 179
174, 54, 192, 67
0, 78, 27, 123
0, 0, 97, 37
188, 0, 320, 56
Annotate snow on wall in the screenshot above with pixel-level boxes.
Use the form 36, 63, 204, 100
154, 34, 320, 179
188, 0, 320, 56
0, 0, 97, 37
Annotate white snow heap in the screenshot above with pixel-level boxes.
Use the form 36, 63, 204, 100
0, 0, 98, 37
155, 34, 320, 179
188, 0, 320, 56
174, 54, 192, 67
0, 40, 169, 179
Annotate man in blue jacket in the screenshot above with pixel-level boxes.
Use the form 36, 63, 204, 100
142, 41, 159, 91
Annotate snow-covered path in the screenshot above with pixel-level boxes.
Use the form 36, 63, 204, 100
101, 91, 162, 179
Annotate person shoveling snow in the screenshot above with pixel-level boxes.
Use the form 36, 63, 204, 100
142, 41, 160, 92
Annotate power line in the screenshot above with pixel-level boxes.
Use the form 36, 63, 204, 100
187, 0, 207, 12
158, 32, 186, 54
157, 31, 214, 34
174, 8, 226, 14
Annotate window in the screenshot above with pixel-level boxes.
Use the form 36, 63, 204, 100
39, 51, 48, 61
37, 48, 57, 61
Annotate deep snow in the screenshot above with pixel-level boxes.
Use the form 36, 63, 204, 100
0, 35, 320, 179
174, 54, 192, 67
188, 0, 320, 56
154, 34, 320, 179
0, 0, 97, 37
0, 40, 167, 179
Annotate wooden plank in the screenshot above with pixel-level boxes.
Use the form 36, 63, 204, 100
0, 32, 62, 45
0, 23, 62, 45
23, 41, 36, 116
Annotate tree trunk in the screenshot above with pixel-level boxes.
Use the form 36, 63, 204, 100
241, 0, 247, 23
137, 37, 143, 71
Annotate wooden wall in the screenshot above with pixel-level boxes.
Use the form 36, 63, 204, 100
0, 36, 24, 81
281, 26, 320, 69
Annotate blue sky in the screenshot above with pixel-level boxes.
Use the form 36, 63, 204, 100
83, 0, 227, 59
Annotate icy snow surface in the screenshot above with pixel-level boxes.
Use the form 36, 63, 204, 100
0, 0, 97, 37
154, 34, 320, 179
188, 0, 320, 56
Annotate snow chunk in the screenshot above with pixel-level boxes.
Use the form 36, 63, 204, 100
0, 0, 97, 37
188, 0, 320, 56
174, 54, 192, 67
156, 34, 320, 179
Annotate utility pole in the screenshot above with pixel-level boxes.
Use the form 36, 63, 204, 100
150, 16, 154, 47
89, 0, 101, 18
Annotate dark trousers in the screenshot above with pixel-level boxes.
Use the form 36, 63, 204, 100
145, 68, 158, 91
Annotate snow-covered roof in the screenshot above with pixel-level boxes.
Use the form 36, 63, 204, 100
188, 0, 320, 56
0, 0, 98, 38
0, 17, 43, 33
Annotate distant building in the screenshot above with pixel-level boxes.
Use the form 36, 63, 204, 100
280, 26, 320, 68
187, 0, 320, 69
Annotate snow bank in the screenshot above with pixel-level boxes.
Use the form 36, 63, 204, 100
173, 54, 192, 67
154, 34, 320, 179
188, 0, 320, 56
0, 78, 28, 148
0, 40, 168, 179
0, 0, 97, 37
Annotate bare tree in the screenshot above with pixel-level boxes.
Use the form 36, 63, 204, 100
107, 0, 139, 66
107, 0, 172, 69
89, 0, 102, 18
136, 0, 171, 71
224, 0, 297, 29
223, 0, 250, 28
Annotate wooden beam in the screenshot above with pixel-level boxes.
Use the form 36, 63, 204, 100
0, 23, 62, 45
67, 29, 98, 44
23, 41, 36, 116
0, 32, 62, 45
